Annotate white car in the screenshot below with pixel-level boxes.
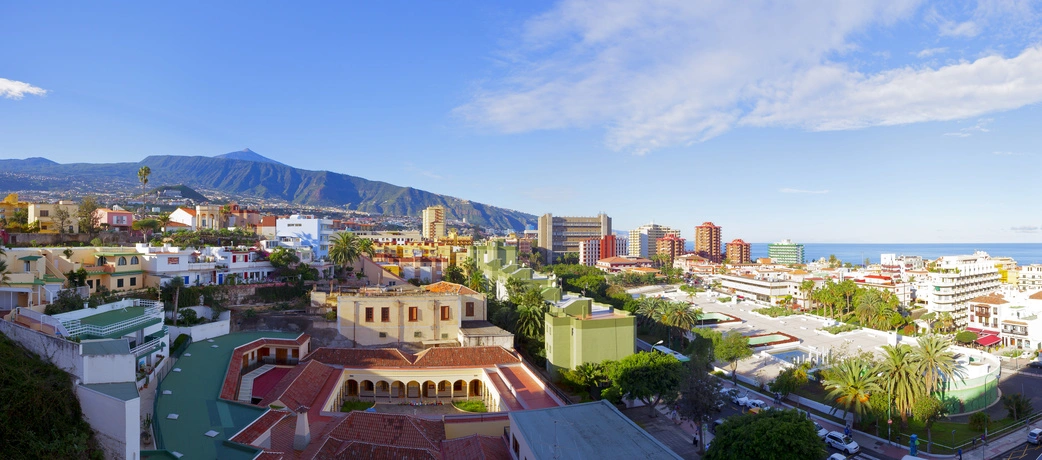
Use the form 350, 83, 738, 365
732, 396, 750, 406
813, 422, 829, 439
745, 399, 768, 409
828, 454, 847, 460
825, 431, 860, 455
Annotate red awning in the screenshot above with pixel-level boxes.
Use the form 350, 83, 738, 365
976, 335, 1001, 347
965, 327, 983, 334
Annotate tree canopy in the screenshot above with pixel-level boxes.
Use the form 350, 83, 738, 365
606, 351, 686, 416
704, 409, 826, 460
716, 331, 753, 381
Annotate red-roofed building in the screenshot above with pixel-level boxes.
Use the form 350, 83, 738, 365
595, 256, 652, 273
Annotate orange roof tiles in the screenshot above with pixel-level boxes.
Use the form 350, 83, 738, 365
176, 207, 197, 216
219, 335, 310, 401
260, 216, 277, 226
259, 360, 339, 411
441, 434, 510, 460
411, 346, 520, 368
327, 412, 445, 456
303, 348, 413, 368
230, 409, 289, 444
971, 294, 1008, 305
1030, 291, 1042, 300
424, 281, 479, 295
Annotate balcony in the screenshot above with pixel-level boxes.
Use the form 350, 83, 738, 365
187, 262, 216, 271
132, 329, 168, 357
60, 301, 163, 340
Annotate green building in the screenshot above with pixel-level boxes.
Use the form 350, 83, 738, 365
545, 295, 635, 379
768, 239, 804, 264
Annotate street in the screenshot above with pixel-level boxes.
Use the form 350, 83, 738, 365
995, 441, 1042, 460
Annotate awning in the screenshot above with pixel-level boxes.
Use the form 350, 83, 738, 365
18, 255, 42, 261
976, 335, 1001, 347
965, 327, 983, 334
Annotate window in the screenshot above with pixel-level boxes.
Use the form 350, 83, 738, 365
130, 277, 137, 287
381, 307, 390, 322
465, 302, 474, 317
441, 305, 450, 320
87, 280, 94, 289
117, 278, 124, 288
24, 261, 30, 272
408, 307, 418, 322
365, 307, 374, 322
168, 257, 179, 265
513, 436, 519, 455
97, 256, 107, 265
118, 257, 127, 266
378, 332, 387, 338
130, 256, 139, 265
39, 210, 49, 217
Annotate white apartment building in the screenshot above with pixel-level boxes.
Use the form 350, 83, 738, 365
716, 272, 796, 305
966, 287, 1042, 350
924, 252, 1002, 328
276, 215, 335, 261
135, 243, 218, 287
1017, 265, 1042, 288
627, 223, 679, 258
578, 237, 628, 266
202, 247, 274, 284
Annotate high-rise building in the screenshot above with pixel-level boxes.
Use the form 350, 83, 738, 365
768, 239, 805, 264
725, 239, 751, 264
421, 205, 447, 240
925, 252, 1002, 328
694, 222, 722, 262
655, 234, 686, 267
537, 213, 612, 261
628, 223, 680, 258
579, 235, 629, 266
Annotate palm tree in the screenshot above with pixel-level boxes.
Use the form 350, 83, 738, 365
328, 231, 361, 280
515, 305, 544, 339
822, 358, 883, 424
137, 166, 151, 218
879, 344, 925, 425
659, 302, 701, 349
636, 296, 666, 329
912, 335, 963, 396
0, 247, 9, 287
935, 312, 955, 333
799, 280, 815, 311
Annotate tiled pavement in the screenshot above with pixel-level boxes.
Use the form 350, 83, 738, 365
622, 406, 702, 459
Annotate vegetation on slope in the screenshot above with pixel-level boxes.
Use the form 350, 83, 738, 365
0, 332, 103, 459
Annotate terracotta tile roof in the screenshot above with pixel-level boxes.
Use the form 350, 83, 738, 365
411, 346, 520, 368
971, 294, 1008, 305
303, 348, 413, 368
219, 335, 311, 401
260, 215, 277, 226
165, 221, 189, 227
441, 434, 511, 460
259, 360, 339, 411
1030, 291, 1042, 300
316, 441, 439, 460
424, 281, 479, 295
176, 207, 197, 216
230, 409, 289, 445
326, 411, 445, 456
255, 452, 284, 460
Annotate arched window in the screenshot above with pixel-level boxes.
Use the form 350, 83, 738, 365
118, 257, 127, 266
130, 256, 139, 265
97, 256, 107, 265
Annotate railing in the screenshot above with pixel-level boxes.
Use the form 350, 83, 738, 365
13, 307, 71, 337
187, 262, 216, 270
62, 301, 163, 339
132, 331, 167, 357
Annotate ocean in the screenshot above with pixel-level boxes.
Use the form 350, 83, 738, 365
683, 242, 1042, 265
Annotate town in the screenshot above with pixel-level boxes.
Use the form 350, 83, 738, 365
2, 195, 1041, 460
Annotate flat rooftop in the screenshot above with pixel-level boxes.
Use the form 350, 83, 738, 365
78, 306, 146, 327
154, 331, 301, 460
509, 400, 681, 460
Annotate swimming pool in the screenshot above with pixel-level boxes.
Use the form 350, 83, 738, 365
769, 348, 811, 363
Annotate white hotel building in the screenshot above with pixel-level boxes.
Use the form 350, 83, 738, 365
923, 252, 1002, 328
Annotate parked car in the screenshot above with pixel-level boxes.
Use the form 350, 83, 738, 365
1028, 428, 1042, 445
710, 418, 725, 434
745, 399, 768, 410
733, 396, 750, 407
825, 431, 860, 455
1029, 361, 1042, 370
814, 422, 829, 439
828, 454, 847, 460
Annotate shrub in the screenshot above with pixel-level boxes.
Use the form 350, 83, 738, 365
821, 324, 859, 335
453, 400, 488, 413
753, 306, 796, 317
718, 296, 732, 303
955, 331, 978, 344
324, 311, 337, 321
969, 412, 990, 431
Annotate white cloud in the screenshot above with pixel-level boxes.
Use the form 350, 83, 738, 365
780, 188, 829, 194
0, 78, 47, 100
458, 0, 1042, 154
943, 118, 991, 137
1011, 225, 1040, 233
939, 19, 979, 37
915, 47, 948, 58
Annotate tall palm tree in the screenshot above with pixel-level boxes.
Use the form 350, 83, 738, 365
328, 231, 361, 280
137, 166, 151, 218
879, 344, 925, 425
659, 303, 701, 349
0, 247, 9, 287
822, 358, 883, 424
799, 280, 815, 311
636, 296, 666, 329
515, 305, 544, 339
935, 312, 955, 333
912, 335, 963, 396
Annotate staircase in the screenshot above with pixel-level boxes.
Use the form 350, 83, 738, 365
238, 364, 277, 403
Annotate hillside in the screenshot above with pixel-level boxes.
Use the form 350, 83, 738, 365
214, 148, 284, 165
0, 154, 537, 230
145, 184, 209, 202
0, 332, 102, 458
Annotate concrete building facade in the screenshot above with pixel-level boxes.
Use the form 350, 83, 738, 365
725, 238, 752, 264
924, 252, 1002, 328
694, 221, 722, 262
768, 239, 804, 265
276, 214, 335, 261
536, 213, 611, 261
421, 205, 447, 240
627, 223, 679, 258
544, 296, 635, 379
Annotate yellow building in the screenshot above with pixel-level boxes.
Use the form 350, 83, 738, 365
0, 193, 28, 227
27, 201, 80, 234
0, 248, 66, 311
48, 247, 144, 293
421, 205, 447, 240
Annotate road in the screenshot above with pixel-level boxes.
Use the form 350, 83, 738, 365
995, 441, 1042, 460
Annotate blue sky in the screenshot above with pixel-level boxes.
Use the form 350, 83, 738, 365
2, 1, 1042, 243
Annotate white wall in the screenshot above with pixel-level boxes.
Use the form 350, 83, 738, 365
168, 314, 230, 342
82, 352, 137, 384
77, 384, 140, 460
0, 320, 83, 378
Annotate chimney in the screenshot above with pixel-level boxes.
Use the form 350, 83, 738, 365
294, 406, 311, 450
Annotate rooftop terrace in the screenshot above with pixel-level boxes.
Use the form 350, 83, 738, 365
153, 331, 301, 460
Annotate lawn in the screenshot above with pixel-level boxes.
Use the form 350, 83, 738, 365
453, 400, 488, 413
340, 399, 375, 412
874, 416, 1023, 455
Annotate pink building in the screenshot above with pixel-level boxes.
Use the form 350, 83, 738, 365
97, 208, 135, 231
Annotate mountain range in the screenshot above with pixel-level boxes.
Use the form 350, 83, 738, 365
0, 150, 537, 230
